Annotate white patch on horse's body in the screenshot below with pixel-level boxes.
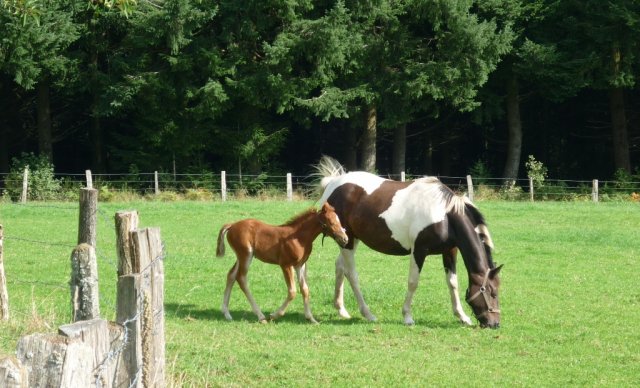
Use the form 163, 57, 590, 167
380, 179, 448, 250
319, 172, 387, 204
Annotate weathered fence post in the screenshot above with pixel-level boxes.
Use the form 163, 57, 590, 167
529, 177, 534, 202
0, 225, 9, 321
70, 244, 100, 322
400, 172, 405, 182
115, 211, 139, 277
592, 179, 599, 203
20, 167, 28, 204
115, 212, 165, 387
221, 171, 227, 202
0, 357, 28, 387
154, 171, 160, 195
466, 175, 474, 202
286, 173, 292, 201
85, 170, 93, 189
78, 188, 98, 248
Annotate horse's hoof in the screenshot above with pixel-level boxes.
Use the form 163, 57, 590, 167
337, 309, 351, 319
258, 318, 269, 324
307, 317, 319, 324
404, 317, 415, 326
459, 316, 473, 326
365, 314, 377, 322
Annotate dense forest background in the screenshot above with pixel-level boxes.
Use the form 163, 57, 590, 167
1, 0, 639, 181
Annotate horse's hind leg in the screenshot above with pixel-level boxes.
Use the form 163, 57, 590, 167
235, 253, 267, 323
271, 265, 296, 321
221, 261, 239, 321
297, 264, 318, 323
443, 248, 472, 325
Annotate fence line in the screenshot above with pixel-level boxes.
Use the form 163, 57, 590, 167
1, 170, 640, 202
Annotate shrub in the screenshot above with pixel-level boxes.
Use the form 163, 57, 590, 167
4, 153, 61, 201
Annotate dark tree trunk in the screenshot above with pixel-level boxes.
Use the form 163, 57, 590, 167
392, 123, 406, 177
609, 87, 631, 173
360, 106, 377, 172
343, 123, 358, 171
89, 50, 106, 173
0, 126, 8, 173
36, 82, 53, 162
502, 73, 523, 183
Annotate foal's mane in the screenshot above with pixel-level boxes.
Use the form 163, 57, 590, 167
281, 208, 319, 227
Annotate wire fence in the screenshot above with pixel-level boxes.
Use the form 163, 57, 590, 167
0, 200, 165, 386
1, 171, 640, 202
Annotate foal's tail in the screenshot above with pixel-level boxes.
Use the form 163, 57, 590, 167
216, 224, 232, 258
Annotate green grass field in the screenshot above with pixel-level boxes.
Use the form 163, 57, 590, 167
0, 200, 639, 386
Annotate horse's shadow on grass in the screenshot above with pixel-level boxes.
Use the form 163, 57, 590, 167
164, 302, 465, 328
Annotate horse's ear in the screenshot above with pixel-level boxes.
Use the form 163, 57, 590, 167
489, 264, 503, 279
320, 202, 332, 213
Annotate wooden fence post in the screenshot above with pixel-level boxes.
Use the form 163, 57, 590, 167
78, 188, 98, 248
0, 357, 28, 387
592, 179, 599, 203
70, 244, 100, 322
20, 167, 28, 204
400, 172, 405, 182
85, 170, 93, 189
529, 177, 534, 202
115, 211, 139, 277
286, 173, 292, 201
221, 171, 227, 202
115, 214, 165, 387
0, 225, 9, 321
466, 175, 474, 202
154, 171, 160, 195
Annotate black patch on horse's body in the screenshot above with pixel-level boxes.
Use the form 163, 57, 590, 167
327, 181, 409, 255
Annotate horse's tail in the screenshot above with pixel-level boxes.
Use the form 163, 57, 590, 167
313, 155, 346, 189
216, 224, 232, 258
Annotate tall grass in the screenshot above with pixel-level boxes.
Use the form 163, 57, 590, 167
0, 200, 638, 386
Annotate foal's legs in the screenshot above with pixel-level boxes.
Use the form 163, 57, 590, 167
297, 264, 318, 323
335, 241, 376, 321
442, 248, 472, 325
221, 261, 239, 320
234, 252, 267, 323
270, 265, 296, 321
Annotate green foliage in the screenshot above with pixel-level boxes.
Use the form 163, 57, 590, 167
468, 159, 492, 185
4, 152, 61, 201
525, 155, 548, 188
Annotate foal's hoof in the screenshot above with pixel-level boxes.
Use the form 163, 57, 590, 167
258, 318, 269, 324
307, 317, 319, 324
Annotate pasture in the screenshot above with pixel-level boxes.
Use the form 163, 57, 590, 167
0, 200, 638, 386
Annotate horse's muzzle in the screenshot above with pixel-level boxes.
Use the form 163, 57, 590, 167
335, 235, 349, 248
481, 321, 500, 329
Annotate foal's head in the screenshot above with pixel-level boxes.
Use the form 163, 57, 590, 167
318, 202, 348, 247
466, 265, 503, 328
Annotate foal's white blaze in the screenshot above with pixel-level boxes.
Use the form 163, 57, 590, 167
319, 172, 387, 204
380, 180, 448, 250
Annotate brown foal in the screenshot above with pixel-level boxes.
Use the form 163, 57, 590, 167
216, 202, 348, 323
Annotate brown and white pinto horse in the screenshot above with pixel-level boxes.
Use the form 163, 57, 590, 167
315, 156, 503, 328
216, 202, 348, 323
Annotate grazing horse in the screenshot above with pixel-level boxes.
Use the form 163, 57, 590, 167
315, 156, 503, 328
216, 203, 348, 323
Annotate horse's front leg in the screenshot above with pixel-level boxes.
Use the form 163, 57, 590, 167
402, 255, 422, 325
270, 265, 296, 321
443, 248, 472, 325
296, 263, 318, 323
339, 242, 376, 322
